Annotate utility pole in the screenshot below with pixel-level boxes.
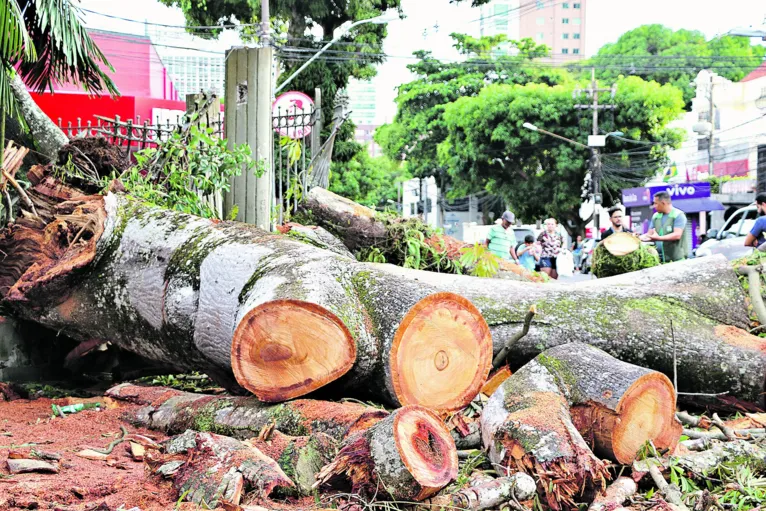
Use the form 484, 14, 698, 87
708, 73, 715, 176
261, 0, 270, 44
574, 68, 616, 240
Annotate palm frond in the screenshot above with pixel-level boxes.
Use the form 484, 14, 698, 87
1, 0, 36, 121
18, 0, 118, 96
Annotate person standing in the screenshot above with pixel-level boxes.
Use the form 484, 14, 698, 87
538, 218, 564, 279
518, 235, 540, 272
571, 235, 584, 272
486, 211, 519, 264
744, 192, 766, 249
601, 206, 633, 240
641, 191, 688, 263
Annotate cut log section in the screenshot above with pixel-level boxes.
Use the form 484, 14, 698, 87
106, 383, 388, 441
481, 343, 682, 510
316, 405, 459, 501
369, 257, 766, 408
1, 184, 491, 411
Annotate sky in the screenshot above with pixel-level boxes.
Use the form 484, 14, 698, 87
77, 0, 766, 122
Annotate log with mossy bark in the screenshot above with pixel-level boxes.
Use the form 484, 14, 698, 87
481, 343, 682, 510
106, 383, 388, 441
0, 171, 492, 411
315, 405, 459, 502
370, 257, 766, 408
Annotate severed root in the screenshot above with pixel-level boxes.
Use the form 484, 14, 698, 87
416, 473, 536, 511
157, 430, 294, 508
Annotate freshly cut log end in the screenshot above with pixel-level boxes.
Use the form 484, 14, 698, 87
390, 292, 492, 412
610, 373, 681, 463
231, 299, 357, 402
393, 405, 458, 494
316, 405, 458, 501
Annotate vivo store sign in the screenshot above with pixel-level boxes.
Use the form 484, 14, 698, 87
622, 183, 711, 207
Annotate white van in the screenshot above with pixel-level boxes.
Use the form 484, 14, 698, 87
695, 203, 756, 260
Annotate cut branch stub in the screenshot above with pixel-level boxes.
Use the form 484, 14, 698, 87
231, 300, 357, 402
316, 405, 458, 501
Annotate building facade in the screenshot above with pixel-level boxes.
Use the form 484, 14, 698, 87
478, 0, 586, 60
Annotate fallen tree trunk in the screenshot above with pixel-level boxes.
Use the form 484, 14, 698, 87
372, 257, 766, 408
106, 383, 388, 441
481, 343, 681, 510
1, 185, 492, 411
315, 405, 458, 501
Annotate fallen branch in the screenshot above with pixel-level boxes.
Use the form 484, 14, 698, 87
416, 473, 536, 511
492, 305, 536, 369
711, 413, 736, 441
647, 461, 690, 511
736, 265, 766, 326
676, 411, 712, 429
588, 477, 638, 511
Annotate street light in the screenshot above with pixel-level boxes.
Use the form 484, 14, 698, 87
275, 11, 399, 94
522, 123, 624, 240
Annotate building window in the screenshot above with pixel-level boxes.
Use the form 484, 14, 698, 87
536, 17, 545, 25
562, 18, 569, 24
536, 0, 544, 8
537, 32, 545, 41
573, 33, 581, 39
562, 2, 569, 6
562, 33, 569, 39
562, 48, 569, 54
573, 2, 581, 7
573, 48, 580, 54
573, 17, 581, 24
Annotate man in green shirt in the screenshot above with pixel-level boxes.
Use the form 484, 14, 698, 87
486, 211, 519, 263
641, 191, 689, 263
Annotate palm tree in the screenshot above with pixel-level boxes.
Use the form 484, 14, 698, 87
1, 0, 118, 165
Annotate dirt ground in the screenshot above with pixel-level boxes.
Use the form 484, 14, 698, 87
0, 397, 178, 511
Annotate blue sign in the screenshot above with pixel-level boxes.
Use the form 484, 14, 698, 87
622, 182, 711, 207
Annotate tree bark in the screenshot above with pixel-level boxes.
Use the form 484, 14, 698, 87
158, 429, 294, 508
315, 406, 459, 502
106, 383, 388, 442
1, 186, 492, 412
481, 343, 681, 510
416, 473, 537, 511
9, 75, 68, 160
370, 256, 766, 408
302, 187, 388, 253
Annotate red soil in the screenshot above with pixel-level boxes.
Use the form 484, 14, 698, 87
0, 397, 177, 511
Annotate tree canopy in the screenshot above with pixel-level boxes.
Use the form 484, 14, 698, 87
439, 76, 685, 235
376, 33, 562, 188
581, 24, 766, 107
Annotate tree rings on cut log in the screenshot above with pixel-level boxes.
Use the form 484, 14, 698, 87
602, 232, 640, 256
604, 373, 680, 464
390, 293, 492, 412
316, 405, 458, 501
231, 299, 356, 402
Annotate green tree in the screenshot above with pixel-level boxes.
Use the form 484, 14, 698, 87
1, 0, 117, 163
439, 76, 685, 235
376, 33, 564, 191
329, 151, 408, 208
582, 24, 766, 107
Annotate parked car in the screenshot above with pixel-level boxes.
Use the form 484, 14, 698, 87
695, 203, 756, 261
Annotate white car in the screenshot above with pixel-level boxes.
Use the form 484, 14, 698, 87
695, 203, 756, 260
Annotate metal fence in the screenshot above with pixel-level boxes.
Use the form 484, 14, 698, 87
57, 114, 224, 157
273, 105, 317, 224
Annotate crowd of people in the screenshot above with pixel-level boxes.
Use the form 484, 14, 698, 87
484, 190, 694, 279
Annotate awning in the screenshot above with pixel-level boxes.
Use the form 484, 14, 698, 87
673, 198, 725, 213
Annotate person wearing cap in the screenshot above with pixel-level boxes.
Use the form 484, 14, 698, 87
486, 211, 519, 264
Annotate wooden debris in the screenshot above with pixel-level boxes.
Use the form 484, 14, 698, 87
129, 442, 145, 461
75, 449, 109, 461
589, 477, 638, 511
481, 366, 512, 396
7, 458, 59, 474
417, 473, 536, 511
